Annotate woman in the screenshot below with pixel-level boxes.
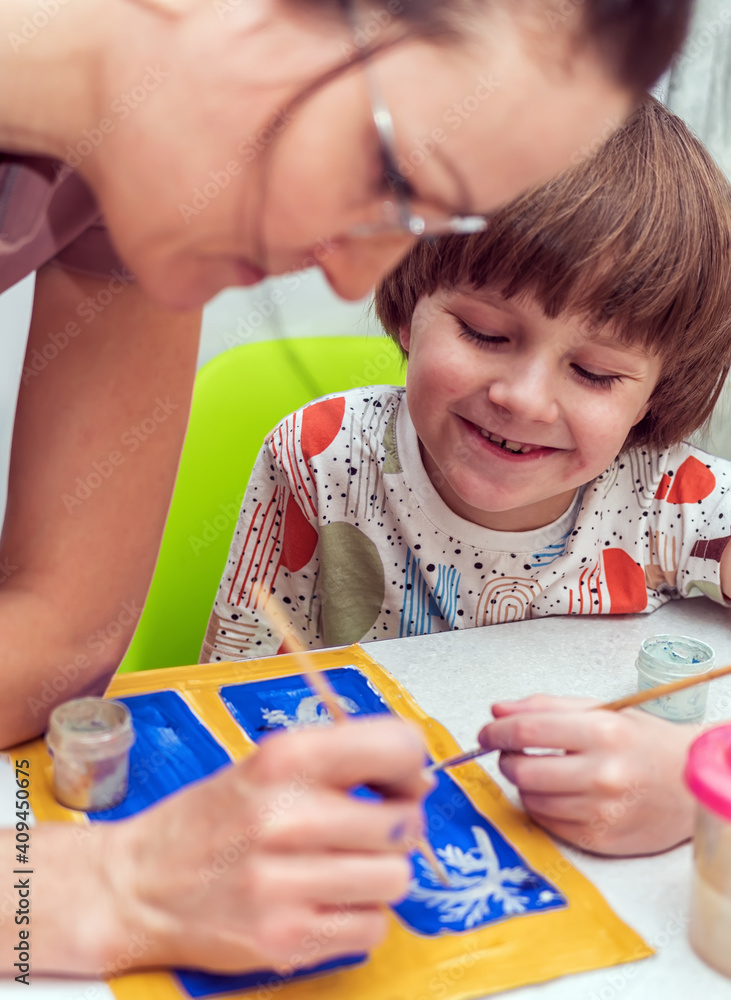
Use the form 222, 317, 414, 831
0, 0, 690, 979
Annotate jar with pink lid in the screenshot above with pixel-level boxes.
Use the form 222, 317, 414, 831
685, 724, 731, 978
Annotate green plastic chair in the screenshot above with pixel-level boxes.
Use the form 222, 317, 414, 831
118, 334, 405, 672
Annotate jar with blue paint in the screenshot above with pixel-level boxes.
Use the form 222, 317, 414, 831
635, 634, 715, 723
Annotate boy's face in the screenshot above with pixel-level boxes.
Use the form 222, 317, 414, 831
400, 288, 662, 532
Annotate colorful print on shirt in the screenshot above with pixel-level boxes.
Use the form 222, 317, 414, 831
202, 387, 730, 662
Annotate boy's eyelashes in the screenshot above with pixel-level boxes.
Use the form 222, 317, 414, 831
570, 364, 623, 390
455, 317, 625, 391
455, 318, 506, 347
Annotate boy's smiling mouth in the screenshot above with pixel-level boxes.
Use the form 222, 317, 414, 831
460, 417, 562, 458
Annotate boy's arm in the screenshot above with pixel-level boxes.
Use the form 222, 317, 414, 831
720, 537, 731, 600
201, 428, 321, 663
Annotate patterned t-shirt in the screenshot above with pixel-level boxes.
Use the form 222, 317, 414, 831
201, 386, 731, 662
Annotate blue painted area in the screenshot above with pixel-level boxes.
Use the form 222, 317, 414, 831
91, 691, 231, 821
220, 666, 390, 731
87, 674, 565, 997
176, 954, 365, 998
399, 770, 566, 935
221, 667, 567, 939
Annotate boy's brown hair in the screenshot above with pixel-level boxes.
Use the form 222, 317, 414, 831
375, 97, 731, 451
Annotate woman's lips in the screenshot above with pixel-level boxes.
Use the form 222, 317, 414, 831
460, 417, 558, 461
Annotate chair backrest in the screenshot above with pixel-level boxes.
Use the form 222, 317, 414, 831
118, 334, 405, 672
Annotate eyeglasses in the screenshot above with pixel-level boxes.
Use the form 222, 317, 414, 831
346, 37, 488, 240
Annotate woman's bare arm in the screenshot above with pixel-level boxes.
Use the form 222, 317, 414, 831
0, 263, 201, 747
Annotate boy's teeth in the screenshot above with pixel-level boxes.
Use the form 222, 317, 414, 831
480, 428, 536, 454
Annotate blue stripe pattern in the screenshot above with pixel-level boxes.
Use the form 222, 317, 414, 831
530, 528, 572, 568
399, 550, 461, 636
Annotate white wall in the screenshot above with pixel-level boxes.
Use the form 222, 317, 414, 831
0, 274, 34, 525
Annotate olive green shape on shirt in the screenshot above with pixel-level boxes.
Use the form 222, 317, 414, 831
687, 579, 724, 603
319, 521, 385, 646
383, 412, 402, 474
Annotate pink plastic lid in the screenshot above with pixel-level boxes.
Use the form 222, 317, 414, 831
685, 724, 731, 822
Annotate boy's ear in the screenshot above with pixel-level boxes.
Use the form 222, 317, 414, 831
631, 400, 652, 427
398, 323, 412, 352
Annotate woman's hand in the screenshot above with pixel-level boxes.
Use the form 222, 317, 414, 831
477, 695, 698, 856
28, 716, 429, 977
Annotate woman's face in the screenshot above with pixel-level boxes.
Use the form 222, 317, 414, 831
87, 2, 633, 309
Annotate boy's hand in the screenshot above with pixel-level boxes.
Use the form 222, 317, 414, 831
477, 695, 698, 856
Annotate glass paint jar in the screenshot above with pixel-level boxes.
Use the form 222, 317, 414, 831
635, 635, 715, 723
685, 725, 731, 979
46, 698, 135, 812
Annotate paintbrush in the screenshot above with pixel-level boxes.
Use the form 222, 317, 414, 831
429, 660, 731, 773
259, 591, 450, 886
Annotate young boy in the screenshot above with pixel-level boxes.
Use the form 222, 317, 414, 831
202, 98, 731, 855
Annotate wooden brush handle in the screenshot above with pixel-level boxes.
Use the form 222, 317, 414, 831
597, 662, 731, 713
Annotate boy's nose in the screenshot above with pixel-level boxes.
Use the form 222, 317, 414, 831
318, 235, 416, 301
487, 362, 560, 424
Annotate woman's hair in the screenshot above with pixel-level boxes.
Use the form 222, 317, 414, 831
325, 0, 694, 93
375, 97, 731, 451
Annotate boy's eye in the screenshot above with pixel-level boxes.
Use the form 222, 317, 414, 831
456, 318, 507, 346
571, 364, 623, 389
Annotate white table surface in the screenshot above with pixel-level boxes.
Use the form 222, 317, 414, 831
4, 599, 731, 999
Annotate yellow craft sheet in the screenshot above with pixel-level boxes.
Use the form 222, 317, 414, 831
23, 644, 652, 999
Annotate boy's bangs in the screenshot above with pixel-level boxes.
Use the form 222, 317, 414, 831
375, 98, 731, 449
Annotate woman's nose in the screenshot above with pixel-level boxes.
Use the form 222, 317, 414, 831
318, 235, 416, 301
487, 359, 560, 423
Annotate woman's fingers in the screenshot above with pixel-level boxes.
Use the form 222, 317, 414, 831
248, 851, 413, 907
249, 716, 430, 799
250, 904, 389, 970
250, 784, 424, 853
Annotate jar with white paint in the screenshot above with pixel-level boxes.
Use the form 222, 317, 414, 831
636, 634, 715, 722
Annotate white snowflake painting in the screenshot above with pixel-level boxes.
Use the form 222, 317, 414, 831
260, 693, 359, 730
404, 824, 565, 932
220, 667, 568, 939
